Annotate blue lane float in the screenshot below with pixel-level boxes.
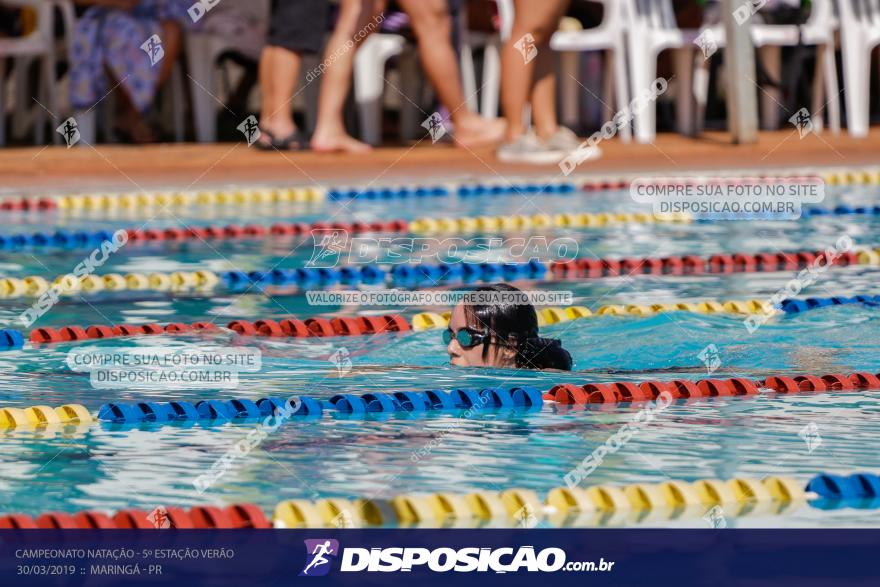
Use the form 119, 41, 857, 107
0, 329, 24, 348
219, 261, 548, 290
780, 295, 880, 314
96, 387, 544, 425
807, 472, 880, 499
804, 206, 880, 216
328, 186, 449, 200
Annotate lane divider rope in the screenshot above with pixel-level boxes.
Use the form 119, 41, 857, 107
4, 168, 878, 214
779, 295, 880, 313
1, 474, 822, 529
3, 371, 879, 430
409, 211, 689, 234
1, 293, 871, 349
0, 504, 270, 529
6, 245, 870, 300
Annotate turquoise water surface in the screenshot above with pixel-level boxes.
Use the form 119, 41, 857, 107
1, 182, 879, 527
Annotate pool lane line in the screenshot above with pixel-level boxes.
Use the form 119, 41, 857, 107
0, 298, 791, 348
3, 371, 880, 431
0, 210, 686, 252
12, 473, 877, 529
4, 166, 879, 213
2, 293, 877, 350
4, 245, 878, 302
5, 203, 880, 252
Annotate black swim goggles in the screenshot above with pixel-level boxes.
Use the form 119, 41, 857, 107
442, 327, 490, 349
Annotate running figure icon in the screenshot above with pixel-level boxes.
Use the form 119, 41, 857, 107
300, 539, 340, 577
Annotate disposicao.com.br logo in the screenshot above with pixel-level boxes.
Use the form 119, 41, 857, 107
300, 541, 614, 575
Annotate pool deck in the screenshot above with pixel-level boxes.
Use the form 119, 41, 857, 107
3, 129, 880, 194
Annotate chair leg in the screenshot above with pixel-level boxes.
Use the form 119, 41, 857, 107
693, 51, 711, 136
560, 51, 580, 130
187, 34, 218, 143
808, 44, 823, 133
758, 45, 782, 130
354, 35, 404, 146
611, 46, 632, 143
171, 62, 185, 142
816, 44, 840, 136
840, 38, 869, 137
12, 57, 31, 140
480, 37, 501, 117
673, 47, 696, 137
629, 42, 659, 143
74, 109, 96, 146
399, 49, 425, 143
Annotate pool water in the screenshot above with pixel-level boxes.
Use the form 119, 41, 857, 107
1, 182, 879, 527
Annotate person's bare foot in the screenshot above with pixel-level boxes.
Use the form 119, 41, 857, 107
451, 115, 506, 149
311, 129, 372, 154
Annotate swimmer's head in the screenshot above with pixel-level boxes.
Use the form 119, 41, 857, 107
446, 283, 572, 370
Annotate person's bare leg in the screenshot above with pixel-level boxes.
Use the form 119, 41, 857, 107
258, 45, 302, 145
531, 40, 563, 140
501, 0, 568, 142
311, 0, 385, 153
397, 0, 504, 148
116, 19, 184, 143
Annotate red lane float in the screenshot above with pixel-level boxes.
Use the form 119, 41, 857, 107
227, 314, 411, 339
0, 504, 267, 530
29, 321, 217, 345
541, 372, 880, 405
121, 218, 410, 244
549, 248, 861, 279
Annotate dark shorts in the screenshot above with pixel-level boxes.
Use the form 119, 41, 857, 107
267, 0, 330, 54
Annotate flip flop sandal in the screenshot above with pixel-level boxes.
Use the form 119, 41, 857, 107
254, 128, 277, 151
270, 129, 304, 151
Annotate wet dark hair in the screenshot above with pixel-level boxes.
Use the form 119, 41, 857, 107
462, 283, 572, 371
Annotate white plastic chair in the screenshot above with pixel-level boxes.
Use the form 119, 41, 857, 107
0, 0, 58, 146
549, 0, 632, 141
692, 0, 840, 134
623, 0, 704, 142
353, 33, 408, 146
837, 0, 880, 137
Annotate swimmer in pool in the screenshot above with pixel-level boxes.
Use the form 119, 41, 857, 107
445, 283, 572, 371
